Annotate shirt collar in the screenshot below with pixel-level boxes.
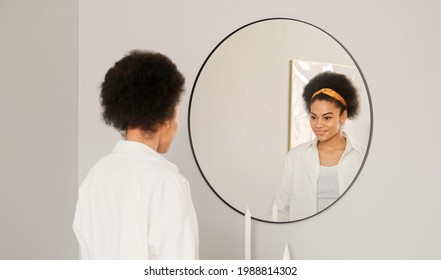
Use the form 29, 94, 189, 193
343, 134, 364, 154
305, 132, 363, 154
112, 140, 179, 172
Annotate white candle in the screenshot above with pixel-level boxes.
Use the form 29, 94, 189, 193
272, 201, 278, 222
283, 242, 291, 260
244, 206, 251, 260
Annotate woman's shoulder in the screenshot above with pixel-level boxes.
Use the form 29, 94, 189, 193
345, 135, 367, 155
288, 139, 316, 153
285, 139, 317, 162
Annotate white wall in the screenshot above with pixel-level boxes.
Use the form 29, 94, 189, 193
1, 0, 440, 259
0, 0, 78, 259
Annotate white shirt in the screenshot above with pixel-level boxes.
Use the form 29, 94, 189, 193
73, 140, 199, 259
273, 134, 366, 221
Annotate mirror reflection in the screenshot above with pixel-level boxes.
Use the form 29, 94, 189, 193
274, 69, 367, 222
189, 18, 372, 222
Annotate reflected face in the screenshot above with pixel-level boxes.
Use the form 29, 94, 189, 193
310, 100, 347, 142
157, 107, 179, 154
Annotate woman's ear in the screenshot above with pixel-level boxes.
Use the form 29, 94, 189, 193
341, 109, 348, 123
165, 119, 172, 129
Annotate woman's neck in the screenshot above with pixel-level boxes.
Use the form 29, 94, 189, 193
317, 131, 347, 166
125, 128, 160, 151
318, 131, 346, 151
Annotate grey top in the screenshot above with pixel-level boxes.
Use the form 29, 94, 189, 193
317, 165, 340, 212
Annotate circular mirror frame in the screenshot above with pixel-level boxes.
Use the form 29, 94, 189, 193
188, 17, 373, 223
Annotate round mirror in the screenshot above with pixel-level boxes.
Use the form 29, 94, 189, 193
189, 18, 372, 222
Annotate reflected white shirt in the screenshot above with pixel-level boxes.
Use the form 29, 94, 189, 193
73, 140, 199, 259
273, 134, 366, 221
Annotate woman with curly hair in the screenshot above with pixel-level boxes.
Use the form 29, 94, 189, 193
273, 71, 366, 221
73, 50, 198, 259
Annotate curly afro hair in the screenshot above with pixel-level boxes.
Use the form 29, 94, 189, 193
100, 50, 185, 133
302, 71, 360, 119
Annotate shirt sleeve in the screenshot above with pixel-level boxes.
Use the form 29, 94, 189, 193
147, 173, 199, 260
272, 154, 293, 222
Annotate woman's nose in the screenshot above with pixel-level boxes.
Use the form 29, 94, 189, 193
315, 118, 324, 127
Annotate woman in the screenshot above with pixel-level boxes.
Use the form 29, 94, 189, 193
273, 71, 366, 221
73, 50, 199, 259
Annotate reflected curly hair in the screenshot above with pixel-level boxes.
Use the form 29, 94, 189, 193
302, 71, 360, 119
100, 50, 185, 133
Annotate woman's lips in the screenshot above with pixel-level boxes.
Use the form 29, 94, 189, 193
314, 130, 327, 136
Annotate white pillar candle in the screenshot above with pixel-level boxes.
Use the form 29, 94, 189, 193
283, 242, 291, 260
244, 207, 251, 260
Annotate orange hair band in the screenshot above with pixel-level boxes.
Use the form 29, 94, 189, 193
312, 88, 347, 107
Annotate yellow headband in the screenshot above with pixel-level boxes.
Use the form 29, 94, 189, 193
311, 88, 347, 107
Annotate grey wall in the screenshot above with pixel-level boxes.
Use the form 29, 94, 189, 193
2, 0, 441, 259
0, 0, 78, 259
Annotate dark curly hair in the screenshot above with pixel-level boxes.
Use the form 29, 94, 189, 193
100, 50, 185, 133
302, 71, 360, 119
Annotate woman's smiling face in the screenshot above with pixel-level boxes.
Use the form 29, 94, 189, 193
309, 99, 347, 142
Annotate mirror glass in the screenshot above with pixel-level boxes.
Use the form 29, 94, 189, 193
188, 18, 372, 222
